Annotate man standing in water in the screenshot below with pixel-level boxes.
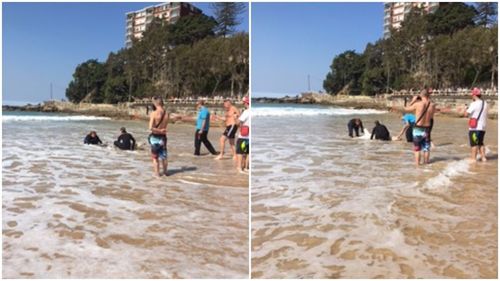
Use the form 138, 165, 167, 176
215, 99, 240, 160
404, 89, 435, 166
465, 88, 488, 162
236, 96, 250, 172
195, 100, 218, 156
149, 96, 169, 177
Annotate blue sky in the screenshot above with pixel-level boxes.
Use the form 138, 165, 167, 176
2, 2, 249, 105
251, 3, 383, 97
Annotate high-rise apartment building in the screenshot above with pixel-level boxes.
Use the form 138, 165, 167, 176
125, 2, 202, 48
383, 2, 441, 39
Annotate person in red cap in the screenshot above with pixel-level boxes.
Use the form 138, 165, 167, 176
235, 95, 250, 173
465, 87, 488, 162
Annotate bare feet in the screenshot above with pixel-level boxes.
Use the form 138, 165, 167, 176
481, 157, 487, 162
215, 154, 223, 160
163, 170, 169, 176
153, 172, 161, 178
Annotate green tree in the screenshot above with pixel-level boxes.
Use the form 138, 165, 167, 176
67, 11, 249, 102
103, 51, 129, 103
426, 3, 477, 36
323, 51, 365, 95
475, 2, 498, 27
66, 59, 107, 103
168, 14, 217, 46
361, 41, 386, 96
211, 2, 246, 37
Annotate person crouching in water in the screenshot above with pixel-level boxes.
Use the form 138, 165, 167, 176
236, 96, 250, 173
404, 89, 435, 166
84, 131, 103, 145
114, 127, 136, 150
347, 118, 364, 137
394, 113, 416, 142
370, 120, 391, 141
149, 96, 169, 177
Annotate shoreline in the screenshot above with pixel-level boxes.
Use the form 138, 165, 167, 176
2, 101, 234, 127
253, 93, 498, 119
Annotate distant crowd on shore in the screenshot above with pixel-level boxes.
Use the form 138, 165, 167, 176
388, 87, 497, 97
133, 95, 247, 105
350, 87, 489, 166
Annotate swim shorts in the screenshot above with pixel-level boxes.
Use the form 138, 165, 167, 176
236, 138, 249, 155
469, 130, 485, 147
412, 127, 430, 152
223, 124, 238, 139
150, 135, 167, 160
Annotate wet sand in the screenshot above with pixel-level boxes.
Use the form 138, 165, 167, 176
251, 105, 497, 278
3, 114, 248, 278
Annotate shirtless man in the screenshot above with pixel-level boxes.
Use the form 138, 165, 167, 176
148, 96, 169, 177
404, 89, 436, 166
215, 99, 240, 160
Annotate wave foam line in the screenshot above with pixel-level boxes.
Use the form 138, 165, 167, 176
3, 115, 111, 122
252, 107, 386, 117
424, 159, 471, 189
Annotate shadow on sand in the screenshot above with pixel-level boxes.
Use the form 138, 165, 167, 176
429, 156, 465, 164
431, 154, 498, 164
168, 166, 197, 176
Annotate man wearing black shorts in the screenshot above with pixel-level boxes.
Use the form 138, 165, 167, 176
215, 99, 240, 160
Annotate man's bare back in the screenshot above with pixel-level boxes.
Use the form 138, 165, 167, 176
149, 108, 169, 135
413, 100, 435, 127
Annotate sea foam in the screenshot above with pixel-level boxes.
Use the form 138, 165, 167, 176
252, 106, 386, 117
2, 115, 111, 122
423, 159, 471, 189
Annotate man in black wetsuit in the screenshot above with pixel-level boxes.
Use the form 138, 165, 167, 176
114, 127, 136, 150
370, 120, 391, 141
84, 131, 102, 145
347, 118, 364, 137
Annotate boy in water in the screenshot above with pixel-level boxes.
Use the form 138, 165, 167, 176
84, 131, 102, 145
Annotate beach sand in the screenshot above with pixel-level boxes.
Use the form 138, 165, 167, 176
2, 113, 248, 278
251, 105, 497, 278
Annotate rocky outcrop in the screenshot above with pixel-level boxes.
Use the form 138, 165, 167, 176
2, 101, 231, 124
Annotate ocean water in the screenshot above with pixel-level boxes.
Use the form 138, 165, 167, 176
251, 103, 498, 278
2, 111, 249, 278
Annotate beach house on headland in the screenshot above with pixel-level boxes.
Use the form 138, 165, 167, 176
125, 2, 202, 48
